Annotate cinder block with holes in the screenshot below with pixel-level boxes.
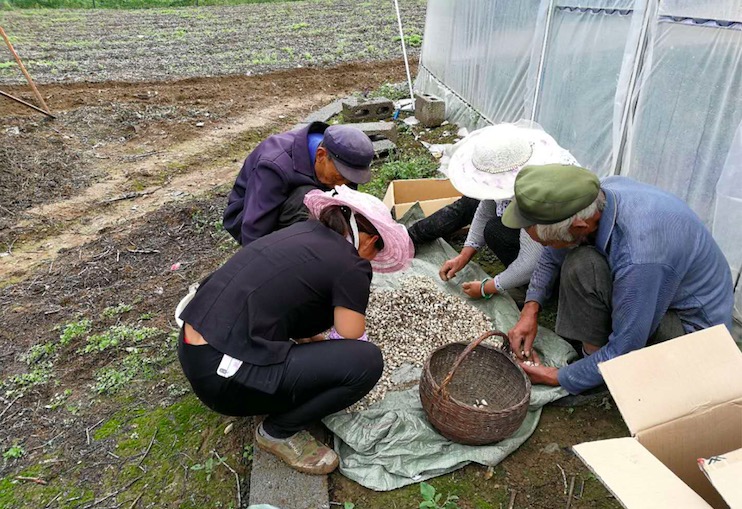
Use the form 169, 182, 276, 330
342, 97, 394, 122
354, 121, 398, 143
414, 92, 446, 128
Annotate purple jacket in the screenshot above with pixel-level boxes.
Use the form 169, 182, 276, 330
223, 122, 329, 245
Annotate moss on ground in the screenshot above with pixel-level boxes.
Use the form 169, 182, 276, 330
0, 394, 244, 509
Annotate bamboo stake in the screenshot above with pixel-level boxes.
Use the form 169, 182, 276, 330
0, 89, 56, 118
0, 25, 51, 113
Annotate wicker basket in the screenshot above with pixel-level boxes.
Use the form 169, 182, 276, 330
420, 330, 531, 445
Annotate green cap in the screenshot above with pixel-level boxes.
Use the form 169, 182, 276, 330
502, 164, 600, 229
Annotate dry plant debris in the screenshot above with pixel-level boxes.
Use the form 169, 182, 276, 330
350, 275, 493, 411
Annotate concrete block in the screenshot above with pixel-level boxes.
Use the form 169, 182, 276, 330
302, 99, 345, 124
373, 139, 397, 159
249, 444, 330, 509
342, 96, 394, 122
353, 121, 398, 143
414, 92, 446, 128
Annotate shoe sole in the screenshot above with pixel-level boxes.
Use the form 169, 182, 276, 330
255, 436, 339, 475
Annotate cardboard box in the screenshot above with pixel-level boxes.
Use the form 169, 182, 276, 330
382, 178, 461, 219
699, 447, 742, 509
573, 325, 742, 508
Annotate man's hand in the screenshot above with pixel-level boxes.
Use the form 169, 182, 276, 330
439, 247, 476, 281
508, 302, 540, 360
519, 362, 559, 386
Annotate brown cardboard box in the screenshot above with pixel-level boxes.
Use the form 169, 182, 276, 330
573, 325, 742, 508
699, 447, 742, 508
382, 178, 461, 219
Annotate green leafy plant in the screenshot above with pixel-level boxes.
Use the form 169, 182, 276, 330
92, 351, 157, 394
58, 318, 92, 346
419, 482, 459, 509
102, 303, 133, 319
344, 503, 355, 509
190, 454, 224, 481
80, 325, 160, 354
360, 155, 439, 199
3, 444, 25, 460
242, 444, 253, 462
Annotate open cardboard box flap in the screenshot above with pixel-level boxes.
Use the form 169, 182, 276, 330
699, 447, 742, 508
573, 325, 742, 509
598, 325, 742, 436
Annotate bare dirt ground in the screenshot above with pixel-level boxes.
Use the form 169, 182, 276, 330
0, 2, 626, 507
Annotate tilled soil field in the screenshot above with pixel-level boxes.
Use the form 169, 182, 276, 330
0, 0, 426, 84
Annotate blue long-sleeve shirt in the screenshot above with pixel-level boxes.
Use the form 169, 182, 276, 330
525, 176, 734, 394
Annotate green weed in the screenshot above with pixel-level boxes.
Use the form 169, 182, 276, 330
2, 445, 25, 460
360, 155, 439, 199
395, 33, 423, 48
102, 303, 133, 319
59, 318, 92, 346
80, 324, 160, 354
45, 389, 72, 410
190, 452, 225, 481
290, 22, 309, 30
419, 482, 459, 509
92, 351, 155, 394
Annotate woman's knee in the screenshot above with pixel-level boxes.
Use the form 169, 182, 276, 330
344, 341, 384, 387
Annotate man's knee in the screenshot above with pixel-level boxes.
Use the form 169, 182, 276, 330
561, 246, 609, 288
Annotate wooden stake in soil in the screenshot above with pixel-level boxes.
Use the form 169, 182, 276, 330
0, 89, 55, 119
0, 25, 51, 113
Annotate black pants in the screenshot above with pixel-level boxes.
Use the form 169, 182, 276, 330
407, 197, 520, 265
556, 246, 685, 349
178, 336, 383, 438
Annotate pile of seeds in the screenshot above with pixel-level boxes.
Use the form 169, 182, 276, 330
349, 275, 494, 412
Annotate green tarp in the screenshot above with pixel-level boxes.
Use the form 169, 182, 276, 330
323, 206, 578, 491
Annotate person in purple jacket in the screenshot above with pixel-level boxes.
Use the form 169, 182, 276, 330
503, 164, 733, 395
223, 121, 375, 245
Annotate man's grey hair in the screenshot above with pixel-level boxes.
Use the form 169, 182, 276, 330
534, 191, 606, 243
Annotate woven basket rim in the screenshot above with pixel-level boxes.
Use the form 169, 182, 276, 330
423, 340, 532, 413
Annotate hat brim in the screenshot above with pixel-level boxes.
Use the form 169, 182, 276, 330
501, 200, 536, 229
447, 125, 578, 201
303, 188, 413, 273
330, 155, 372, 185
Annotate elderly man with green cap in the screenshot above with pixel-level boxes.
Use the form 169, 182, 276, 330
503, 165, 734, 395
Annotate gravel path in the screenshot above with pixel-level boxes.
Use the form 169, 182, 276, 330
0, 0, 426, 84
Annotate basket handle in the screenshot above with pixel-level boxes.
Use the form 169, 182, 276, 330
437, 330, 510, 397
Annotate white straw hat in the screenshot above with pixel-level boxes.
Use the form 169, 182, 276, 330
447, 124, 577, 201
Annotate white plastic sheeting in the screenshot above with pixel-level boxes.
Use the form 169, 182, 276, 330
713, 120, 742, 322
526, 2, 638, 175
416, 0, 742, 330
416, 1, 542, 129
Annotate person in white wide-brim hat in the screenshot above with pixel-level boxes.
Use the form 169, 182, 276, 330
408, 122, 577, 304
174, 186, 411, 477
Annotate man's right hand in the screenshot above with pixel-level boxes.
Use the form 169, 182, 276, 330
439, 247, 477, 281
508, 302, 540, 360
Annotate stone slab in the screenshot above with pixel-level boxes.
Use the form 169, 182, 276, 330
302, 99, 346, 124
249, 444, 330, 509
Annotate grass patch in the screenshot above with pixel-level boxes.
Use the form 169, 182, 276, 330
360, 155, 439, 199
80, 324, 161, 354
102, 302, 133, 319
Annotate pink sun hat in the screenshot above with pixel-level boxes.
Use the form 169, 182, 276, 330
447, 123, 578, 201
304, 186, 414, 273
